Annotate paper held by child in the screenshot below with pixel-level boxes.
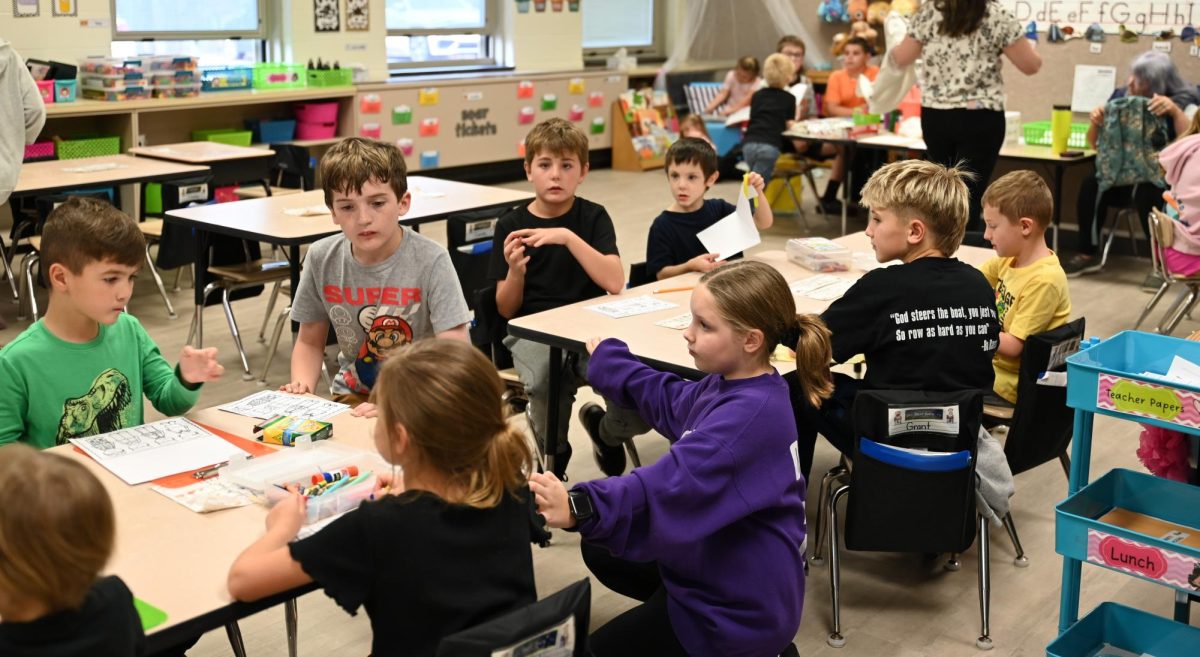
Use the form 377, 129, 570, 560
586, 295, 678, 319
698, 180, 760, 261
70, 418, 251, 486
219, 390, 349, 421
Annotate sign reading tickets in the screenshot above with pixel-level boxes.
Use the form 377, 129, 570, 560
1096, 373, 1200, 428
1000, 1, 1199, 33
1087, 529, 1200, 592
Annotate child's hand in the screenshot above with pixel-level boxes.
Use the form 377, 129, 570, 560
279, 381, 312, 394
503, 232, 530, 275
265, 489, 307, 538
179, 346, 224, 384
372, 469, 404, 498
746, 172, 766, 196
528, 471, 574, 529
512, 227, 573, 248
350, 402, 378, 418
687, 253, 720, 273
585, 337, 608, 354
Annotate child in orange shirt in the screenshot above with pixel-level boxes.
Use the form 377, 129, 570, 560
818, 36, 881, 214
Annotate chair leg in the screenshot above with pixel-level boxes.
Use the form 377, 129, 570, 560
0, 238, 17, 301
624, 440, 642, 468
1124, 209, 1139, 258
285, 597, 299, 657
1002, 513, 1029, 567
946, 553, 961, 571
321, 360, 334, 394
1134, 281, 1172, 330
188, 282, 221, 347
1059, 453, 1071, 480
18, 253, 39, 322
977, 516, 994, 650
225, 622, 248, 657
810, 465, 848, 567
1159, 286, 1198, 335
258, 304, 292, 385
1098, 210, 1118, 270
804, 170, 825, 217
1165, 285, 1200, 335
785, 175, 810, 232
259, 280, 283, 342
220, 288, 254, 380
144, 244, 177, 319
827, 483, 850, 648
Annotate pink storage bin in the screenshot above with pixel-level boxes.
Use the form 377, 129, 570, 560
24, 141, 56, 161
295, 102, 339, 123
296, 121, 337, 140
36, 80, 54, 103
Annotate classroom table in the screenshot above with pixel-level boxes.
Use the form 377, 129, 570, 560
49, 403, 374, 655
11, 154, 211, 199
129, 142, 277, 194
506, 231, 995, 469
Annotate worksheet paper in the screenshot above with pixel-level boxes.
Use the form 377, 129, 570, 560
655, 313, 693, 330
698, 184, 760, 261
585, 295, 678, 319
788, 274, 843, 296
218, 390, 349, 421
70, 418, 250, 486
1071, 65, 1117, 113
806, 278, 855, 301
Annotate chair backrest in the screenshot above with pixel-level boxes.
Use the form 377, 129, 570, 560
628, 261, 652, 288
470, 282, 513, 370
31, 190, 114, 236
684, 82, 723, 116
1148, 208, 1181, 281
446, 209, 501, 311
1003, 318, 1085, 477
269, 144, 315, 190
435, 579, 590, 657
845, 389, 983, 553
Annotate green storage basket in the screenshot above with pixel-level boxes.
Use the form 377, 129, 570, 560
56, 135, 121, 160
254, 63, 306, 90
307, 69, 353, 87
191, 128, 253, 147
1022, 121, 1089, 149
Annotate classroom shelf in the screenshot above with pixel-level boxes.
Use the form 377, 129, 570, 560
1046, 602, 1200, 657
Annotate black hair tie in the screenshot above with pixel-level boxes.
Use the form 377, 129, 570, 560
779, 322, 802, 349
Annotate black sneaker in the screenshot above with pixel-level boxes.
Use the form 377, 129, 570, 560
578, 402, 626, 477
818, 197, 843, 215
549, 441, 571, 481
1062, 253, 1102, 278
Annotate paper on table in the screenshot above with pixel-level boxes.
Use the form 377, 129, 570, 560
1071, 65, 1117, 113
724, 106, 751, 126
806, 278, 855, 301
585, 295, 678, 319
152, 478, 259, 513
655, 313, 693, 330
283, 205, 332, 217
698, 183, 760, 261
788, 274, 843, 296
409, 185, 446, 198
70, 418, 250, 486
63, 163, 122, 173
219, 390, 349, 421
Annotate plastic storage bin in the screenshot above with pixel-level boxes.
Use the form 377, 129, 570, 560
80, 86, 149, 101
787, 237, 852, 272
295, 121, 336, 140
200, 66, 254, 92
245, 118, 296, 143
79, 57, 144, 75
54, 79, 77, 102
191, 128, 253, 147
253, 63, 306, 90
295, 101, 339, 123
1046, 602, 1200, 657
1056, 468, 1200, 592
307, 68, 353, 87
57, 135, 121, 160
145, 55, 198, 72
1023, 120, 1088, 149
81, 73, 148, 89
149, 70, 197, 86
152, 83, 202, 99
23, 141, 55, 162
35, 80, 53, 103
220, 441, 387, 525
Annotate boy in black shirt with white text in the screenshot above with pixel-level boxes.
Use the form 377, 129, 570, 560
790, 159, 1000, 478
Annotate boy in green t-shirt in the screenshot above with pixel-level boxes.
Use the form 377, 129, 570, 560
978, 170, 1072, 405
0, 197, 224, 448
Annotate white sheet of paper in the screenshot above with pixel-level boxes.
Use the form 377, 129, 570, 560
857, 134, 926, 149
724, 106, 751, 126
63, 163, 122, 173
788, 82, 810, 107
698, 185, 760, 261
585, 295, 678, 319
655, 313, 693, 330
1165, 355, 1200, 387
152, 478, 258, 513
282, 205, 332, 217
1071, 65, 1117, 113
789, 274, 843, 296
219, 390, 349, 421
70, 418, 249, 486
806, 278, 855, 301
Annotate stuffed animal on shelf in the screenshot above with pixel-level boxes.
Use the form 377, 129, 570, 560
832, 0, 881, 55
890, 0, 919, 15
818, 0, 850, 23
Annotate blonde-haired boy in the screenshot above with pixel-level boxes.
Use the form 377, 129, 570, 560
979, 170, 1071, 404
740, 53, 797, 185
789, 159, 1000, 477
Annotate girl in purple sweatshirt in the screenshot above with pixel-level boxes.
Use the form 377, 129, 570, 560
530, 260, 833, 657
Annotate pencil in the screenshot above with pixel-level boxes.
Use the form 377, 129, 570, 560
653, 286, 694, 294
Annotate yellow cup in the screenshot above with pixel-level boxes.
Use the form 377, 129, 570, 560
1050, 105, 1072, 155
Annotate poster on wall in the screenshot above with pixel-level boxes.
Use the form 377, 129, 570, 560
52, 0, 75, 17
14, 0, 39, 18
315, 0, 340, 32
346, 0, 369, 31
999, 1, 1199, 33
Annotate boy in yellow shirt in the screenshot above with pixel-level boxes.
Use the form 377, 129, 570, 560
979, 171, 1072, 404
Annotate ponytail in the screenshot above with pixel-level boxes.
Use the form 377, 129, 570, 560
464, 425, 533, 509
785, 314, 834, 407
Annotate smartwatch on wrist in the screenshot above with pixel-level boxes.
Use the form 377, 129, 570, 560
567, 488, 596, 522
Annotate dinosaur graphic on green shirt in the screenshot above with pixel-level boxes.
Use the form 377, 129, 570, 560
56, 368, 132, 445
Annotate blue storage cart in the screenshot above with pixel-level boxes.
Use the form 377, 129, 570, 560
1056, 331, 1200, 656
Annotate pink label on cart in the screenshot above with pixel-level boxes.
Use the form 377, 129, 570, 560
1087, 529, 1200, 591
1096, 373, 1200, 428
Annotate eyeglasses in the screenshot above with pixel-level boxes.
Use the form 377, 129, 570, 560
781, 49, 805, 59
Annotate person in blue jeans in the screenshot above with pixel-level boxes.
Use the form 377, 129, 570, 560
740, 53, 798, 187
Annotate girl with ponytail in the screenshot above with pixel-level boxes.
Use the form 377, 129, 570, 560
228, 339, 537, 657
530, 260, 832, 657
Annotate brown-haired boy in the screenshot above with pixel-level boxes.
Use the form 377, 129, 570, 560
283, 137, 471, 414
488, 118, 647, 478
0, 443, 144, 655
0, 197, 222, 448
979, 170, 1071, 404
790, 159, 1000, 477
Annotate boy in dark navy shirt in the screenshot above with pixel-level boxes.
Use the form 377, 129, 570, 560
645, 138, 773, 281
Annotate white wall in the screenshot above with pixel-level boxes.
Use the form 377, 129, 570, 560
499, 0, 583, 72
276, 0, 387, 82
0, 0, 113, 64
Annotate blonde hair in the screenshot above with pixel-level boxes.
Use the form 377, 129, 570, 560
859, 159, 975, 256
679, 115, 713, 143
763, 53, 796, 89
371, 340, 532, 509
982, 170, 1053, 230
735, 55, 760, 76
319, 137, 409, 208
699, 261, 834, 406
1183, 110, 1200, 139
524, 117, 589, 166
0, 444, 115, 613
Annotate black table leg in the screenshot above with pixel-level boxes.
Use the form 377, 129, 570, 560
545, 346, 562, 475
289, 244, 301, 334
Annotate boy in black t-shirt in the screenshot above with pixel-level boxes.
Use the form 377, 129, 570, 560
645, 138, 772, 281
487, 118, 649, 478
741, 53, 799, 186
789, 159, 1000, 478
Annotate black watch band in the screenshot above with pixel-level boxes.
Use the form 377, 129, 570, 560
567, 488, 596, 522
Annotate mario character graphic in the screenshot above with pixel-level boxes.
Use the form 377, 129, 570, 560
56, 368, 132, 445
346, 309, 414, 392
